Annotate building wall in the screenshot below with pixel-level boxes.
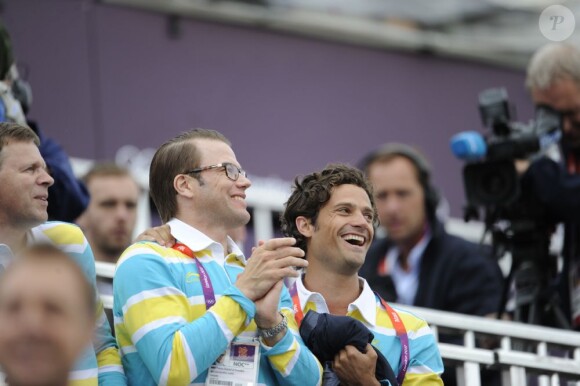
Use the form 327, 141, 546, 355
3, 0, 533, 216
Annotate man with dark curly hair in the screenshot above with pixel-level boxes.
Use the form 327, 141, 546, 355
281, 163, 443, 386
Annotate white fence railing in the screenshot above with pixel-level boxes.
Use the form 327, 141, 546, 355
98, 281, 580, 386
399, 304, 580, 386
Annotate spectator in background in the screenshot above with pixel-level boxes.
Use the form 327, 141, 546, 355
0, 122, 125, 386
0, 244, 96, 386
0, 21, 89, 223
77, 163, 140, 295
113, 129, 320, 385
358, 143, 503, 315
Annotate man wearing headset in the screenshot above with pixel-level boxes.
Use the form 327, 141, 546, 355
359, 144, 503, 316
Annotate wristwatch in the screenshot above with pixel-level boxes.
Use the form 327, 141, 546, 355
258, 312, 288, 339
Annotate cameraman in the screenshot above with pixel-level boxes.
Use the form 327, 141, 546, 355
525, 42, 580, 329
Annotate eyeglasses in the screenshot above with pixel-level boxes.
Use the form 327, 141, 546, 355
184, 162, 247, 181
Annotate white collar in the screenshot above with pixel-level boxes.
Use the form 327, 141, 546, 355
296, 275, 377, 327
167, 218, 245, 264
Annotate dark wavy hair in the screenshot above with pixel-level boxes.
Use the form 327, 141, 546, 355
281, 164, 377, 253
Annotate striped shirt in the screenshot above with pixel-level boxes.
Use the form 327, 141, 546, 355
29, 221, 126, 386
296, 276, 444, 385
113, 218, 323, 386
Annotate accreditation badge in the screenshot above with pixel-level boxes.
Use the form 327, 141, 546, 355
205, 337, 260, 386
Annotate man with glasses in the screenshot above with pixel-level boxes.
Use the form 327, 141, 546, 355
524, 43, 580, 329
113, 129, 321, 385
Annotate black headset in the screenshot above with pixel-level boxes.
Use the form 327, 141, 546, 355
358, 143, 440, 222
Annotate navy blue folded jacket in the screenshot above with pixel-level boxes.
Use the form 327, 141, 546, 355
300, 310, 398, 386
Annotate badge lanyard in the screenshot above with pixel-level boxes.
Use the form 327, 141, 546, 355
173, 242, 216, 310
289, 282, 304, 326
377, 293, 409, 385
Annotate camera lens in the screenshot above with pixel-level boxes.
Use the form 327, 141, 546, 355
464, 160, 519, 206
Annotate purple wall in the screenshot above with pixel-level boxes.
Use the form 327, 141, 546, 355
3, 0, 533, 216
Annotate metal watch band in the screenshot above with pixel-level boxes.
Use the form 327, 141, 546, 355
258, 312, 287, 338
